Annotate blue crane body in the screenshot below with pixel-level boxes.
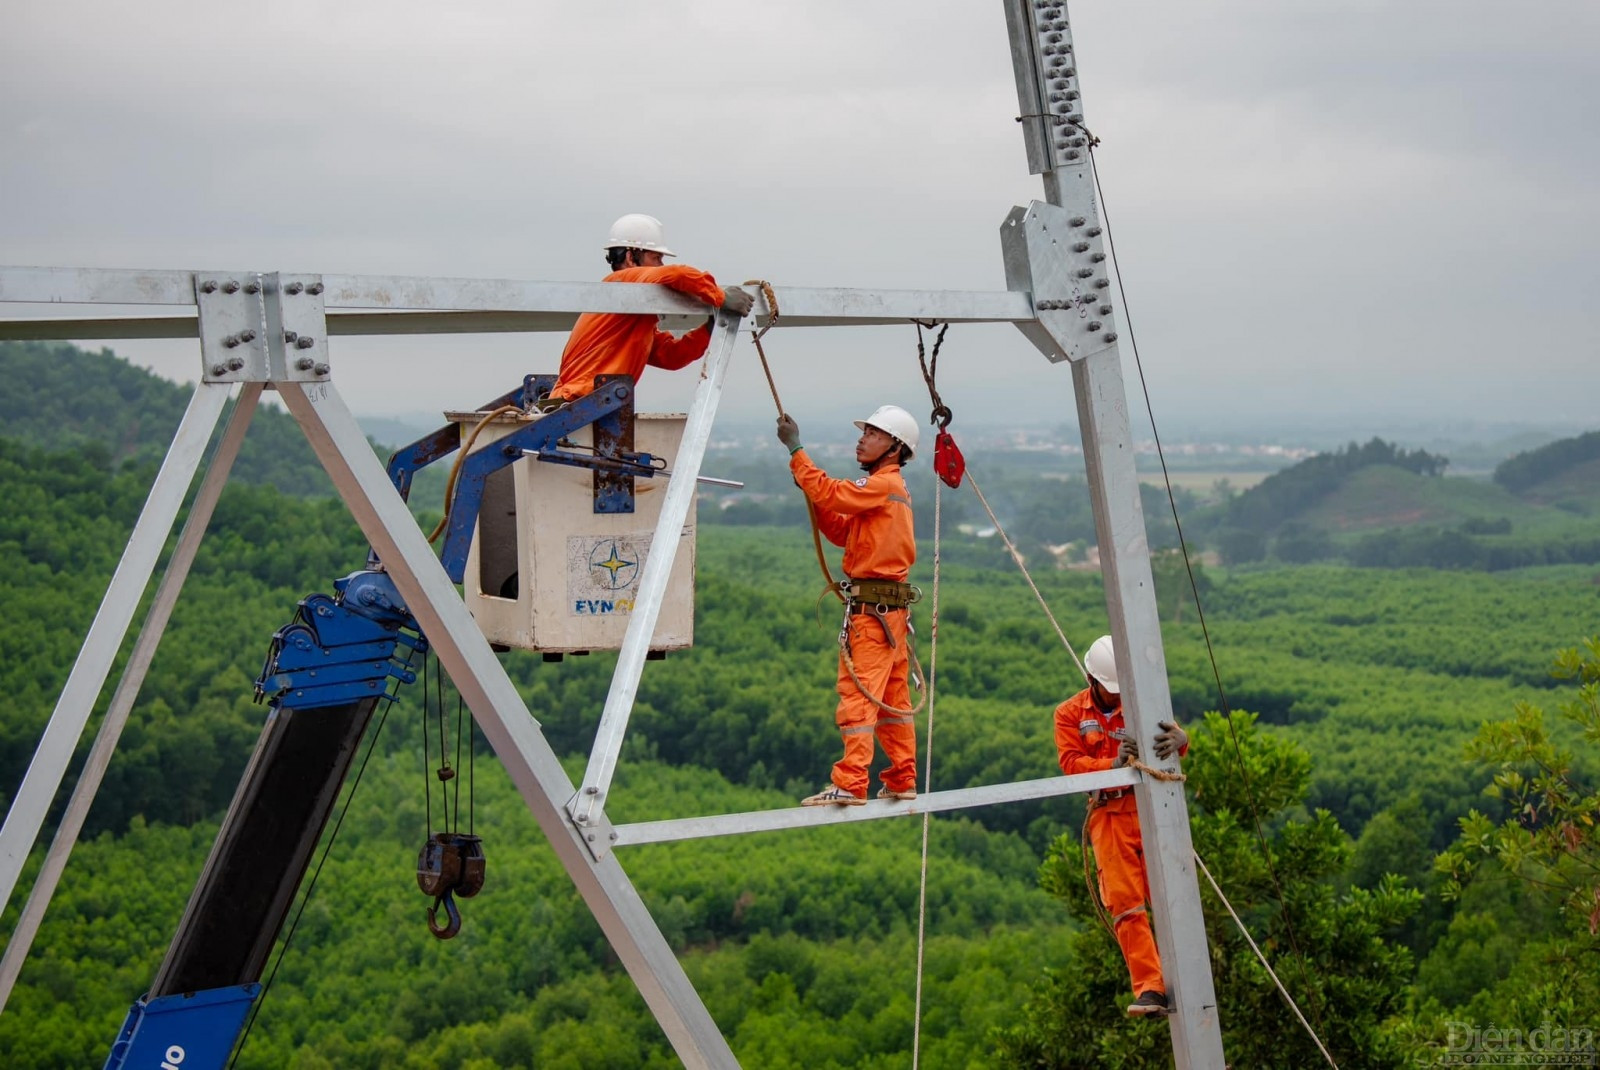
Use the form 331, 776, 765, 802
104, 375, 662, 1069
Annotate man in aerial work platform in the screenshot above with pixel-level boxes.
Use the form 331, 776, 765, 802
546, 213, 754, 403
776, 405, 922, 807
1055, 634, 1190, 1017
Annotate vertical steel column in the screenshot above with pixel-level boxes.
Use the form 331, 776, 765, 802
277, 378, 740, 1070
1002, 0, 1227, 1064
0, 385, 261, 1011
0, 381, 232, 919
1074, 352, 1224, 1066
572, 315, 742, 838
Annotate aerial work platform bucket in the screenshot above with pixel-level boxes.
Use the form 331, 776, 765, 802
452, 410, 696, 654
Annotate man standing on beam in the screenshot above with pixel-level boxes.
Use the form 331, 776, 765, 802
777, 405, 923, 807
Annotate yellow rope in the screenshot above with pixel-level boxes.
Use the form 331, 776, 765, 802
427, 405, 520, 544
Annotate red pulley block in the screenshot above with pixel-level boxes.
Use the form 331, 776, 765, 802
933, 428, 965, 489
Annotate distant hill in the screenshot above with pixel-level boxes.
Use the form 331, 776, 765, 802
1214, 438, 1448, 535
1494, 429, 1600, 505
1203, 435, 1600, 567
0, 340, 336, 497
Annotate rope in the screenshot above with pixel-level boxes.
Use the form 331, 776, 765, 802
839, 615, 927, 717
747, 279, 847, 604
910, 468, 944, 1070
1195, 852, 1340, 1069
1081, 802, 1117, 939
913, 322, 953, 429
963, 472, 1088, 683
427, 404, 520, 544
744, 279, 785, 413
1126, 756, 1186, 783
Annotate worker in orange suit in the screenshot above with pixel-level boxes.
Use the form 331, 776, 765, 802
547, 213, 754, 403
1054, 634, 1189, 1017
776, 405, 922, 807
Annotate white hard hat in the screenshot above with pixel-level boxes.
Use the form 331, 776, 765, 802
1084, 635, 1119, 694
604, 213, 675, 256
854, 404, 920, 458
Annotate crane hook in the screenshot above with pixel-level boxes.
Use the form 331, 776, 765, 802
427, 891, 461, 940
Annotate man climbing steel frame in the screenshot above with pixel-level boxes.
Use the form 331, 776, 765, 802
547, 213, 754, 403
1055, 635, 1191, 1017
777, 405, 921, 807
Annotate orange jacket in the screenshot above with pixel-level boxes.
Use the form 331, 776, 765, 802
1054, 688, 1187, 814
549, 264, 726, 401
789, 452, 915, 581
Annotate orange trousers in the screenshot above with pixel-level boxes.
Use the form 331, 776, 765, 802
830, 609, 917, 798
1089, 803, 1166, 996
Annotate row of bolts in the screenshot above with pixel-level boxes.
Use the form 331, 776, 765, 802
200, 278, 329, 376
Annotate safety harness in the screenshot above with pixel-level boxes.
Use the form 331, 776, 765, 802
836, 578, 928, 717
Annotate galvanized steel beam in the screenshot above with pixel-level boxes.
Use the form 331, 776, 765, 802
569, 316, 742, 850
612, 768, 1140, 848
0, 382, 232, 919
275, 378, 739, 1070
0, 386, 261, 1013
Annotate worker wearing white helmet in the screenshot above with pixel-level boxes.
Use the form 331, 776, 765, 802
777, 405, 921, 807
1054, 634, 1190, 1018
547, 214, 754, 403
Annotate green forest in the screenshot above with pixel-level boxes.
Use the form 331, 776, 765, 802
0, 342, 1597, 1068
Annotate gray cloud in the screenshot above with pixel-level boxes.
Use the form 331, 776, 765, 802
2, 0, 1596, 433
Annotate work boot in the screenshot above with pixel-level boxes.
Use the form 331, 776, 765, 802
801, 784, 865, 807
877, 785, 917, 801
1126, 990, 1170, 1017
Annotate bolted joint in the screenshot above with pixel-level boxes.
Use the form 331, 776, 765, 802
226, 357, 244, 371
295, 356, 315, 371
238, 329, 255, 343
313, 363, 330, 376
209, 362, 228, 376
199, 280, 218, 294
221, 280, 240, 294
306, 281, 324, 295
295, 336, 315, 349
243, 281, 260, 295
285, 281, 305, 295
283, 330, 298, 343
223, 335, 241, 349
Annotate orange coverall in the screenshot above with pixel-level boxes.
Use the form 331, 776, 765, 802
1054, 689, 1187, 998
790, 449, 917, 799
548, 264, 727, 402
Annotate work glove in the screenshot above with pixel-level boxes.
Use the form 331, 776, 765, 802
1114, 736, 1139, 768
1153, 720, 1188, 761
720, 285, 754, 317
776, 414, 802, 451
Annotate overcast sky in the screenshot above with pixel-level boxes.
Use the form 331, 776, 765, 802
3, 1, 1597, 441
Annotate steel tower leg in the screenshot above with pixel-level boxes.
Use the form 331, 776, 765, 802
277, 366, 741, 1070
0, 385, 262, 1011
572, 316, 742, 837
1074, 351, 1225, 1067
0, 381, 232, 919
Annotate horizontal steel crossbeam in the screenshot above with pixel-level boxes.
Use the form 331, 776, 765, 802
610, 768, 1139, 848
0, 266, 1038, 339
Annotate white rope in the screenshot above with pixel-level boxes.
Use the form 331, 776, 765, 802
965, 471, 1087, 682
910, 474, 943, 1069
1194, 851, 1340, 1069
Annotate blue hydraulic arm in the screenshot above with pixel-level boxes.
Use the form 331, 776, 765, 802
106, 571, 425, 1070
